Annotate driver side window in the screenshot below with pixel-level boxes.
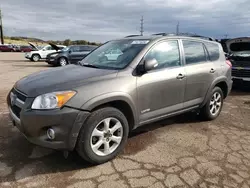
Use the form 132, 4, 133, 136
44, 46, 52, 50
145, 40, 181, 70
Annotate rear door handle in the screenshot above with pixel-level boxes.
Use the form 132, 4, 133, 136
210, 68, 216, 73
177, 73, 185, 79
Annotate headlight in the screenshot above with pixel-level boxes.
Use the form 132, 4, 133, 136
50, 54, 58, 58
31, 91, 76, 110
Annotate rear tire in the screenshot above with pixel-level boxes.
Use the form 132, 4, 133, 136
76, 107, 129, 164
199, 86, 224, 121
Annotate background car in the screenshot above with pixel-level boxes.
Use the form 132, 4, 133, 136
0, 44, 15, 52
19, 45, 34, 52
46, 45, 97, 66
104, 49, 123, 60
25, 42, 66, 62
225, 37, 250, 85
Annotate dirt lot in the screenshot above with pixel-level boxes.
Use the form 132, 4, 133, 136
0, 53, 250, 188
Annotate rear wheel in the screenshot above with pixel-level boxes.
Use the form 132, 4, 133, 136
31, 54, 40, 62
76, 107, 129, 164
199, 87, 224, 120
58, 57, 68, 66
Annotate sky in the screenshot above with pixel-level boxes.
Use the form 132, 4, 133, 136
1, 0, 250, 42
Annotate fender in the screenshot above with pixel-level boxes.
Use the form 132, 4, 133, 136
201, 76, 229, 107
81, 91, 139, 127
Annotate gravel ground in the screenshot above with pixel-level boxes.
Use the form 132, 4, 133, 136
0, 52, 250, 188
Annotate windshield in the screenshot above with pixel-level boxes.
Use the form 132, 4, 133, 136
62, 47, 70, 51
79, 39, 149, 70
230, 42, 250, 52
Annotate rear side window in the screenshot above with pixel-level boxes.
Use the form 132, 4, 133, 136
182, 40, 207, 65
71, 46, 80, 52
204, 42, 220, 61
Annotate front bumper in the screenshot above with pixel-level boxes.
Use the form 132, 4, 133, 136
7, 89, 90, 150
232, 76, 250, 82
25, 53, 31, 59
45, 57, 57, 64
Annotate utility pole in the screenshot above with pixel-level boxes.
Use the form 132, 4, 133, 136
0, 9, 4, 44
176, 22, 179, 35
140, 16, 144, 36
224, 34, 228, 39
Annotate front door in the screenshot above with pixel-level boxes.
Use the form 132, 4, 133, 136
136, 40, 186, 123
181, 40, 216, 108
69, 46, 82, 64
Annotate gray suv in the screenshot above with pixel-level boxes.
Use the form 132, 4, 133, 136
7, 35, 232, 164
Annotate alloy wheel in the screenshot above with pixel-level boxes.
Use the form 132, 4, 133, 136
209, 92, 222, 116
90, 117, 123, 156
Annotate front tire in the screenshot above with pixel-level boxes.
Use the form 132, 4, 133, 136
58, 57, 68, 66
199, 87, 224, 120
76, 107, 129, 164
31, 54, 40, 62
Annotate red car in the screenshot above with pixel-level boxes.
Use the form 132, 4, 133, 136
19, 45, 33, 52
0, 45, 15, 52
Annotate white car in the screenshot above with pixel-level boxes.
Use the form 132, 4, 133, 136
25, 42, 66, 62
104, 49, 123, 60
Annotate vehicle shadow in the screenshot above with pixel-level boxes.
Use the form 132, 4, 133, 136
12, 64, 53, 68
230, 84, 250, 96
0, 111, 199, 183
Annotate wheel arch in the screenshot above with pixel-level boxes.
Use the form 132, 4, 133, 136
201, 77, 229, 107
81, 92, 138, 132
57, 56, 69, 65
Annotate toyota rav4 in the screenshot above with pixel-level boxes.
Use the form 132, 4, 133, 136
7, 35, 232, 164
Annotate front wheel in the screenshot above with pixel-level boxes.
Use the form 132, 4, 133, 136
199, 87, 224, 120
58, 57, 68, 66
76, 107, 129, 164
31, 54, 40, 62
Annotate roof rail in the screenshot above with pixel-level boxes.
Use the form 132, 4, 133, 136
125, 35, 142, 38
152, 33, 176, 36
152, 32, 218, 41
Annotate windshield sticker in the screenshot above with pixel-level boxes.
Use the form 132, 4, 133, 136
131, 40, 149, 44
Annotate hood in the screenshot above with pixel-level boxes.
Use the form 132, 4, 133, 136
28, 42, 39, 51
49, 43, 61, 51
47, 51, 62, 57
15, 65, 118, 97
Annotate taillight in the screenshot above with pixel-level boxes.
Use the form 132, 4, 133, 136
226, 60, 232, 68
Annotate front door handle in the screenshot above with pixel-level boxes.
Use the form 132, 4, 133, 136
210, 68, 216, 73
177, 73, 185, 80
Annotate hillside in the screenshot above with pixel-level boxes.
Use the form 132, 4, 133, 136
3, 36, 101, 46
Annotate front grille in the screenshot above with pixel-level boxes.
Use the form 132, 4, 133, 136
11, 105, 21, 118
9, 88, 27, 118
232, 69, 250, 78
231, 61, 250, 67
11, 88, 27, 102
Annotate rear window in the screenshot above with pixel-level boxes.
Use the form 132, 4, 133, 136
204, 42, 220, 61
230, 42, 250, 52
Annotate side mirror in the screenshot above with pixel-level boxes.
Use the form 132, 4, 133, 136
144, 58, 158, 72
137, 58, 158, 74
68, 50, 72, 54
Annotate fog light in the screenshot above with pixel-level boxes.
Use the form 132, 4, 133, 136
47, 128, 55, 140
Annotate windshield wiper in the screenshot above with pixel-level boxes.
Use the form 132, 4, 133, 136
80, 62, 100, 68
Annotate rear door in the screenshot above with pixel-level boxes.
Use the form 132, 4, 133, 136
181, 40, 216, 108
79, 46, 91, 60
